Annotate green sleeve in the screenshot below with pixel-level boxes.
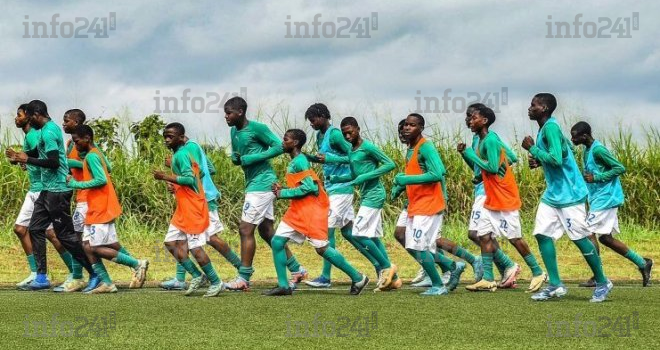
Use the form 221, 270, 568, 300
461, 152, 475, 168
462, 136, 501, 174
280, 157, 319, 199
67, 159, 84, 169
530, 123, 563, 167
324, 129, 351, 164
502, 142, 518, 164
592, 146, 626, 182
172, 152, 196, 188
68, 154, 108, 189
353, 142, 395, 184
397, 143, 445, 185
230, 129, 241, 165
207, 157, 217, 175
240, 124, 284, 166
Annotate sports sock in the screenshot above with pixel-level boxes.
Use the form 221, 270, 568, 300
271, 236, 290, 288
114, 252, 139, 269
175, 262, 186, 282
454, 246, 476, 264
238, 265, 255, 282
436, 250, 449, 273
322, 247, 362, 282
320, 227, 336, 279
434, 251, 456, 272
180, 259, 202, 278
624, 249, 646, 269
223, 249, 242, 269
482, 253, 494, 282
201, 263, 221, 285
574, 237, 607, 284
409, 249, 442, 287
92, 262, 112, 284
118, 246, 133, 257
536, 235, 561, 286
59, 251, 74, 274
494, 249, 515, 269
286, 256, 302, 273
341, 226, 381, 270
523, 254, 544, 277
354, 236, 391, 269
27, 254, 37, 273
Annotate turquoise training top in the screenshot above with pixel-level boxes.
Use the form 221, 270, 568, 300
584, 140, 625, 211
318, 126, 353, 195
530, 117, 588, 208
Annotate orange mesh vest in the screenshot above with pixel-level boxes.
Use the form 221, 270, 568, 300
282, 169, 329, 240
480, 147, 522, 211
405, 138, 446, 216
171, 158, 209, 234
67, 140, 88, 203
82, 148, 122, 224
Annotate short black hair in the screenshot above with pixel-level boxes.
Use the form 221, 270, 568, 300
398, 119, 406, 130
340, 116, 359, 128
17, 104, 29, 113
466, 103, 485, 116
65, 109, 86, 124
225, 96, 247, 114
571, 121, 592, 136
407, 113, 425, 127
305, 103, 331, 120
27, 100, 49, 118
165, 122, 186, 136
469, 103, 496, 126
534, 93, 557, 115
75, 124, 94, 141
286, 129, 307, 148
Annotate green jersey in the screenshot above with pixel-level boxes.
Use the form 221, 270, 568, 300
279, 154, 319, 199
171, 147, 199, 192
37, 120, 69, 192
230, 121, 283, 193
24, 128, 43, 192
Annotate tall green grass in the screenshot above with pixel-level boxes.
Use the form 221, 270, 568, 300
0, 115, 657, 243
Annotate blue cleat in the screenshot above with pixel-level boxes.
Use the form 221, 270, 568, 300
590, 279, 613, 303
531, 284, 568, 301
304, 276, 331, 288
82, 275, 101, 293
26, 278, 51, 291
421, 286, 449, 296
472, 256, 484, 282
447, 262, 466, 291
160, 277, 187, 291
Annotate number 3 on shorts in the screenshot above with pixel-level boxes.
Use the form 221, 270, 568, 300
90, 225, 96, 235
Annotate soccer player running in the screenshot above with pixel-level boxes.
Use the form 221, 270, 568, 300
223, 97, 305, 291
570, 121, 653, 287
6, 100, 94, 291
331, 117, 399, 291
522, 93, 612, 302
304, 103, 378, 288
460, 105, 519, 288
459, 104, 547, 293
392, 113, 465, 295
160, 133, 243, 290
66, 125, 149, 294
265, 129, 369, 296
10, 104, 68, 289
153, 123, 224, 297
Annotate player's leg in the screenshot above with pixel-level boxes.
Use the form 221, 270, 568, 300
25, 192, 53, 290
437, 237, 481, 282
257, 218, 307, 286
354, 207, 395, 289
531, 203, 567, 301
263, 223, 299, 296
188, 234, 223, 297
466, 232, 498, 292
405, 215, 447, 296
314, 240, 369, 295
307, 194, 350, 287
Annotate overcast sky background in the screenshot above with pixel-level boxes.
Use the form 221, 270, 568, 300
1, 0, 658, 146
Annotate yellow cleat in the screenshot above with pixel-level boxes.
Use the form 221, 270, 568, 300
88, 282, 118, 294
526, 272, 548, 293
62, 278, 87, 292
466, 279, 498, 292
374, 276, 402, 292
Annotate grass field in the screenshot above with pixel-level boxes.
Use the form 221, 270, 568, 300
2, 282, 658, 349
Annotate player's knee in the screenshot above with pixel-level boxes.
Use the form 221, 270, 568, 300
271, 236, 287, 251
597, 234, 610, 244
45, 229, 57, 242
315, 246, 327, 256
13, 225, 27, 237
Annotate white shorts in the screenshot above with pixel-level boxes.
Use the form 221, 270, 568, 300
328, 194, 355, 228
353, 206, 383, 238
405, 213, 443, 253
275, 221, 329, 249
15, 191, 53, 230
468, 195, 486, 231
476, 208, 523, 239
83, 223, 118, 247
73, 202, 88, 233
164, 224, 207, 250
395, 208, 408, 228
205, 209, 225, 237
587, 208, 620, 235
533, 202, 591, 241
241, 192, 275, 225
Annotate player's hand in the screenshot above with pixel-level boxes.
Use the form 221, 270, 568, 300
164, 155, 172, 168
19, 163, 27, 171
152, 169, 167, 180
166, 182, 175, 194
351, 174, 368, 186
521, 136, 535, 151
66, 175, 72, 184
457, 143, 466, 153
231, 152, 241, 165
315, 153, 326, 163
391, 184, 404, 199
528, 155, 540, 169
271, 183, 282, 197
583, 173, 594, 183
5, 149, 28, 163
393, 173, 405, 186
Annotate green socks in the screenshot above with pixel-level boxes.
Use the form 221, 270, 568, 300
624, 249, 646, 269
494, 249, 515, 269
409, 249, 442, 287
271, 236, 290, 288
201, 263, 221, 285
454, 246, 476, 264
223, 250, 242, 269
180, 259, 202, 278
238, 266, 255, 282
354, 236, 391, 269
175, 262, 186, 282
320, 227, 336, 279
434, 251, 456, 272
523, 254, 544, 277
92, 262, 112, 284
322, 247, 362, 282
341, 226, 381, 270
536, 235, 561, 286
60, 251, 75, 274
118, 246, 132, 256
27, 254, 37, 273
114, 252, 139, 269
436, 250, 449, 273
574, 237, 607, 284
482, 253, 494, 282
286, 256, 302, 273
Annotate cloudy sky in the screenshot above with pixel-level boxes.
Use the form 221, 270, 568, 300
1, 0, 658, 145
